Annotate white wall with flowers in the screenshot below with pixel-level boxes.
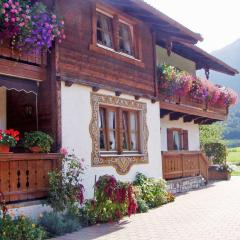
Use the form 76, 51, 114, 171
61, 83, 163, 199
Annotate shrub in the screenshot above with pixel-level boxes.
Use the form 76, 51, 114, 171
133, 173, 168, 208
23, 131, 54, 153
78, 200, 97, 226
203, 142, 227, 164
47, 152, 85, 214
38, 212, 80, 237
166, 192, 175, 203
136, 198, 149, 213
78, 175, 137, 224
0, 214, 46, 240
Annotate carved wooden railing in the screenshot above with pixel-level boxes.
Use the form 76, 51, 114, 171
160, 95, 228, 116
162, 151, 209, 182
0, 41, 47, 81
0, 153, 63, 203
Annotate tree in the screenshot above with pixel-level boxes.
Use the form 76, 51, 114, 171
199, 123, 225, 146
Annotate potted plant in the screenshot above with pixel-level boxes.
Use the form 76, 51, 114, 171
0, 129, 20, 153
23, 131, 54, 153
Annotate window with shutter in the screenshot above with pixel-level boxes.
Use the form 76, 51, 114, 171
167, 128, 189, 151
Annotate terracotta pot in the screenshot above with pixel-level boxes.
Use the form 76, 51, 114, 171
0, 144, 10, 153
30, 146, 42, 153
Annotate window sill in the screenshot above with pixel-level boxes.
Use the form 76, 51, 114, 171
89, 44, 145, 68
100, 153, 144, 157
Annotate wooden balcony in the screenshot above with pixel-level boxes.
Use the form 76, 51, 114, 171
162, 151, 209, 181
0, 153, 63, 203
160, 95, 228, 123
0, 42, 47, 82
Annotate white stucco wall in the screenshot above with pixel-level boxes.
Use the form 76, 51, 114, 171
156, 46, 196, 76
161, 115, 200, 151
0, 88, 6, 130
61, 83, 162, 199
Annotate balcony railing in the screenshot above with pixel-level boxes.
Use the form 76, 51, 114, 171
160, 94, 228, 119
0, 41, 47, 81
0, 153, 63, 203
162, 151, 209, 181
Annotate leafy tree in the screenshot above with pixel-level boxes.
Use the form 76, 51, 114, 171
200, 123, 225, 146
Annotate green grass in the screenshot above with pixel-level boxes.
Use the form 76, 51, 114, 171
227, 152, 240, 164
227, 147, 240, 176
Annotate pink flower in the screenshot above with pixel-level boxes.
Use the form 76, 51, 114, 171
3, 3, 9, 8
52, 14, 56, 19
60, 147, 68, 156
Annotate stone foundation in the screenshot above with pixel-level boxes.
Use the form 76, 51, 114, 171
167, 176, 206, 194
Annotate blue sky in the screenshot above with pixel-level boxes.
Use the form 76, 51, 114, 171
146, 0, 240, 52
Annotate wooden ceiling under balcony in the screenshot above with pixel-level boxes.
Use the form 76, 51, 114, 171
0, 42, 47, 82
160, 95, 228, 124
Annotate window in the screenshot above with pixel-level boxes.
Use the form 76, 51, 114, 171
99, 106, 140, 154
119, 23, 133, 56
96, 12, 114, 49
94, 10, 136, 58
167, 128, 188, 151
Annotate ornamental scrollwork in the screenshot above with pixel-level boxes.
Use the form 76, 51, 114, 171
89, 93, 149, 175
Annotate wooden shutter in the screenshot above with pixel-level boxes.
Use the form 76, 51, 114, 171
182, 130, 189, 150
167, 129, 173, 150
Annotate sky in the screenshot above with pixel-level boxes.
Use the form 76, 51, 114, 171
146, 0, 240, 53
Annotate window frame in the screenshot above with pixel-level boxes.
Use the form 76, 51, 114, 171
99, 105, 142, 155
167, 128, 189, 151
96, 11, 114, 49
90, 3, 144, 68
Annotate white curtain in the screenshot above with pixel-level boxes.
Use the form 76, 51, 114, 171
173, 131, 180, 150
130, 113, 137, 150
98, 14, 112, 48
120, 24, 132, 55
108, 111, 116, 150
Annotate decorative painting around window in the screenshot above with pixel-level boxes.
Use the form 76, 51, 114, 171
90, 93, 149, 175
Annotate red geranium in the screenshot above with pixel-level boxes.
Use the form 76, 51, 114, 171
0, 129, 20, 147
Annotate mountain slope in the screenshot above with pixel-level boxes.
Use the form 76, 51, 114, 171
206, 39, 240, 147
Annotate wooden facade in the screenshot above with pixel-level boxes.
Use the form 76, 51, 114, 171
57, 0, 156, 98
0, 0, 237, 202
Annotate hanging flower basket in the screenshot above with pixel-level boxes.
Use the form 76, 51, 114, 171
158, 64, 238, 107
0, 0, 65, 53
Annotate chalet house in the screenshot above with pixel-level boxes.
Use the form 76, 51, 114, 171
0, 0, 238, 201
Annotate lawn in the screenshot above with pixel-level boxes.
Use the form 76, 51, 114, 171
227, 147, 240, 176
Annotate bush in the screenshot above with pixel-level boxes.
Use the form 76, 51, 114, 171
78, 200, 97, 226
78, 175, 137, 224
47, 152, 85, 214
136, 198, 149, 213
0, 214, 46, 240
38, 212, 80, 237
133, 173, 168, 208
203, 142, 227, 164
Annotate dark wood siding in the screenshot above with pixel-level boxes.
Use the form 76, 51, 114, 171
57, 0, 155, 97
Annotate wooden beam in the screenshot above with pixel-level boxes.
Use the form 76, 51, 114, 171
160, 100, 227, 121
160, 109, 172, 118
169, 112, 185, 121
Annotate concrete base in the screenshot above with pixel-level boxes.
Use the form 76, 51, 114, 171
167, 176, 206, 194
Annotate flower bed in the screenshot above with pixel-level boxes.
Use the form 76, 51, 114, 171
158, 64, 238, 107
0, 0, 65, 53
